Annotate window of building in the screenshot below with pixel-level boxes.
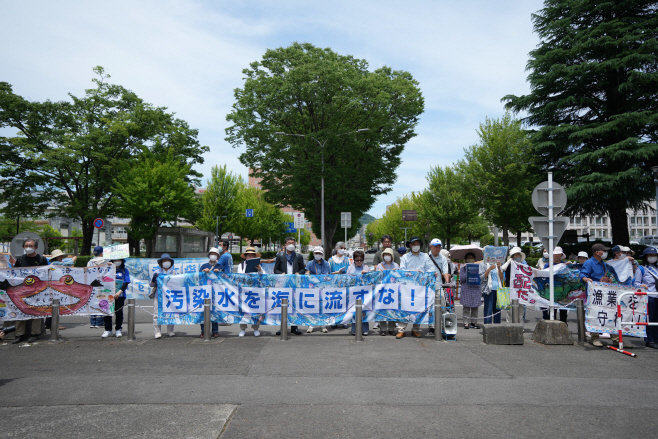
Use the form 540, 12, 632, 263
155, 235, 178, 252
602, 230, 607, 238
652, 217, 657, 225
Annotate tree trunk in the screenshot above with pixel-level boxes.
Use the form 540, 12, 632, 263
81, 220, 93, 256
324, 220, 338, 259
502, 227, 509, 247
516, 231, 522, 247
127, 234, 140, 257
16, 216, 19, 235
609, 208, 630, 245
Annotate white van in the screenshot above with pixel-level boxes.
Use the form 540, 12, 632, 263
640, 236, 658, 246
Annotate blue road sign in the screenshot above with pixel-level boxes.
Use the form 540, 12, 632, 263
93, 218, 104, 228
285, 222, 295, 233
246, 209, 254, 218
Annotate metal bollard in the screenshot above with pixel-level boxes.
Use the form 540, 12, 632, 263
203, 298, 211, 341
50, 299, 60, 341
511, 299, 520, 324
355, 298, 363, 342
435, 288, 441, 342
280, 298, 288, 341
576, 299, 586, 343
126, 299, 136, 341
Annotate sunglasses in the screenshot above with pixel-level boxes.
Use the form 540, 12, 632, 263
354, 258, 364, 262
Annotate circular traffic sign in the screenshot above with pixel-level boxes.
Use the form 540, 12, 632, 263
93, 218, 104, 229
228, 234, 233, 240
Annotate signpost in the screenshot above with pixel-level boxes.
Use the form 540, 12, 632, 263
530, 174, 568, 319
341, 212, 351, 244
401, 210, 416, 244
93, 218, 104, 248
294, 213, 305, 246
246, 209, 254, 218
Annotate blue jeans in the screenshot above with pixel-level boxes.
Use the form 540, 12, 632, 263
90, 315, 104, 326
200, 322, 219, 334
351, 322, 370, 334
483, 291, 501, 324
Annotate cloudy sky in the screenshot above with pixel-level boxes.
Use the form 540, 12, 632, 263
1, 0, 544, 218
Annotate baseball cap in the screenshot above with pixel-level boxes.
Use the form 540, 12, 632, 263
430, 238, 442, 246
592, 243, 610, 252
643, 246, 657, 255
93, 246, 103, 255
577, 251, 588, 258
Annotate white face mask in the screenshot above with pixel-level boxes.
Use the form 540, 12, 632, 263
383, 255, 392, 263
209, 254, 218, 261
162, 261, 172, 269
466, 258, 475, 263
114, 261, 122, 267
600, 252, 608, 260
514, 256, 523, 263
337, 249, 345, 255
286, 244, 295, 252
314, 254, 323, 261
411, 245, 421, 253
648, 256, 657, 264
542, 253, 548, 260
24, 247, 35, 254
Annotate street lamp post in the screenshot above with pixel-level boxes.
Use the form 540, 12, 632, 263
274, 129, 368, 253
649, 166, 658, 235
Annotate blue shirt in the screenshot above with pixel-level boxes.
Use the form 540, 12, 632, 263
400, 252, 433, 272
199, 261, 222, 273
305, 259, 331, 275
579, 257, 607, 282
329, 256, 350, 273
634, 265, 657, 292
218, 253, 233, 273
115, 267, 131, 297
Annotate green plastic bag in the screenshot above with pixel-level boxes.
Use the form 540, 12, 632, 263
497, 286, 511, 310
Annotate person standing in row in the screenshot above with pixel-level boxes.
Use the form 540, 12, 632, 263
237, 247, 263, 337
273, 236, 305, 336
150, 253, 176, 339
348, 250, 370, 336
427, 239, 450, 335
305, 246, 331, 334
375, 247, 399, 336
11, 239, 48, 344
329, 241, 351, 274
46, 249, 74, 332
397, 236, 433, 339
87, 246, 107, 328
372, 235, 400, 267
634, 247, 658, 348
199, 247, 222, 338
459, 252, 482, 329
102, 258, 130, 338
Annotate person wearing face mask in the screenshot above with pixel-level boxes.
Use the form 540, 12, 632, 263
347, 250, 371, 336
86, 246, 109, 328
150, 253, 177, 339
427, 239, 451, 334
634, 247, 658, 347
102, 258, 130, 339
372, 235, 401, 267
374, 247, 400, 336
237, 247, 263, 337
459, 252, 483, 329
273, 237, 305, 336
536, 247, 568, 322
11, 239, 49, 344
397, 237, 435, 338
329, 241, 351, 274
619, 245, 638, 274
198, 247, 222, 338
304, 246, 331, 334
537, 250, 549, 269
580, 243, 618, 348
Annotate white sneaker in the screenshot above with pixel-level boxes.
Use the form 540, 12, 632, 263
155, 332, 162, 339
238, 330, 246, 337
321, 327, 328, 333
101, 331, 112, 338
373, 323, 380, 329
167, 331, 175, 337
90, 325, 96, 328
253, 330, 260, 337
306, 327, 314, 333
115, 330, 122, 338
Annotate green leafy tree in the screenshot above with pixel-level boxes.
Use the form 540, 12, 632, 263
115, 148, 197, 257
458, 114, 540, 246
460, 214, 491, 245
503, 0, 658, 245
419, 165, 479, 248
225, 42, 424, 254
196, 164, 243, 239
0, 67, 208, 254
375, 195, 423, 247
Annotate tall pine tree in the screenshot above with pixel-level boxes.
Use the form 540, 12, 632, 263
504, 0, 658, 244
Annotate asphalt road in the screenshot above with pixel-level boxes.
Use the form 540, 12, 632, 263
2, 255, 657, 438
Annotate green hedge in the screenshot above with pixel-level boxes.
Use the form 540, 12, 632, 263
526, 257, 539, 268
73, 256, 93, 267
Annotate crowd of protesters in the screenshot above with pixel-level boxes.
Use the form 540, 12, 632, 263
3, 235, 657, 349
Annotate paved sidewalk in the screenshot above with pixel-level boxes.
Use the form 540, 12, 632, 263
1, 304, 657, 438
